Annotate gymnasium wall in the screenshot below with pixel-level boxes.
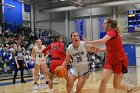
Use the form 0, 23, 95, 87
34, 6, 113, 40
34, 5, 137, 38
3, 0, 22, 25
34, 6, 65, 34
136, 46, 140, 66
0, 0, 2, 24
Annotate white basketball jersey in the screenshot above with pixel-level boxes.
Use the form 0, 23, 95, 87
67, 41, 88, 66
34, 45, 45, 62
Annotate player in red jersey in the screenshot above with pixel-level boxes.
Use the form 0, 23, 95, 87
42, 34, 66, 93
83, 18, 138, 93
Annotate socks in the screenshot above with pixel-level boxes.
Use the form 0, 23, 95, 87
127, 85, 133, 92
34, 82, 37, 85
50, 89, 54, 92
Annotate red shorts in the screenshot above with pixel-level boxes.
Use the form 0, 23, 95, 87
50, 60, 64, 74
104, 56, 128, 74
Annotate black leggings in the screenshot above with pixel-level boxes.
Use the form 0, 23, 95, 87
13, 60, 24, 82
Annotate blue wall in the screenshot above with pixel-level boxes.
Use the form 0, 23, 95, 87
124, 44, 136, 66
98, 17, 106, 39
4, 0, 22, 25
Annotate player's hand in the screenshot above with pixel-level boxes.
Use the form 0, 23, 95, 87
82, 36, 88, 43
90, 46, 99, 52
95, 46, 99, 52
62, 63, 68, 69
41, 58, 46, 62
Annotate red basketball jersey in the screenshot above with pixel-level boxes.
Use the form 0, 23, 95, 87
105, 29, 127, 60
42, 41, 66, 60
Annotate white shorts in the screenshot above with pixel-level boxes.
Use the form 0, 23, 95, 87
69, 64, 89, 77
35, 59, 46, 65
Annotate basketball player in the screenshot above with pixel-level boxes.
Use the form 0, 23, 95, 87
42, 34, 66, 93
62, 32, 97, 93
31, 39, 49, 89
83, 18, 139, 93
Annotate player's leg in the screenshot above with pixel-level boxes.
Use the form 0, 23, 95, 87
33, 64, 39, 89
75, 74, 88, 93
113, 73, 129, 90
41, 63, 49, 84
49, 73, 54, 93
66, 73, 77, 93
99, 69, 113, 93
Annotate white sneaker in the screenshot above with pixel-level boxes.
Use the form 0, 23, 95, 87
127, 85, 140, 93
41, 83, 48, 89
34, 84, 38, 90
50, 89, 54, 93
71, 89, 76, 93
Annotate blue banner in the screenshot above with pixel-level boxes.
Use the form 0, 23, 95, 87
98, 17, 106, 39
24, 4, 30, 12
74, 19, 85, 40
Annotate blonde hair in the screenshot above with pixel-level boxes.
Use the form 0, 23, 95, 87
106, 18, 122, 34
115, 20, 122, 34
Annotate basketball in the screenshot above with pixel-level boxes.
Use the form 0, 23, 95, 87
55, 66, 68, 78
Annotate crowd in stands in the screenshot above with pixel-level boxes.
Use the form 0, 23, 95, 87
0, 26, 54, 74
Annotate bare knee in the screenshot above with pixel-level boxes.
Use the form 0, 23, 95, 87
113, 83, 120, 89
66, 79, 74, 91
43, 71, 48, 75
100, 78, 108, 86
67, 81, 73, 88
77, 84, 83, 90
49, 74, 54, 80
34, 70, 38, 76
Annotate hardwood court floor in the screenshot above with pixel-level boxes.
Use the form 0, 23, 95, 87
1, 67, 140, 93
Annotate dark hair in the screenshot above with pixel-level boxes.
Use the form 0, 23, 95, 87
71, 32, 79, 38
53, 34, 62, 42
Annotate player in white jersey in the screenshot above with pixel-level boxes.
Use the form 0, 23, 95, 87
62, 32, 97, 93
31, 39, 49, 89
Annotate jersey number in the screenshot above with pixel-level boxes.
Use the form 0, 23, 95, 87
52, 46, 58, 50
38, 54, 42, 58
77, 57, 82, 62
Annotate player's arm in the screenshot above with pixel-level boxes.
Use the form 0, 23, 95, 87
44, 52, 48, 58
98, 48, 107, 52
42, 44, 51, 54
85, 44, 107, 53
83, 35, 111, 45
62, 51, 71, 68
31, 47, 35, 57
40, 51, 48, 62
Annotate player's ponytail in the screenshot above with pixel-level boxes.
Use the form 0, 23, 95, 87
106, 18, 122, 34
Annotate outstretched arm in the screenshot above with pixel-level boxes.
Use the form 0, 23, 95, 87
98, 48, 107, 52
83, 35, 111, 45
42, 44, 51, 54
85, 44, 107, 53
